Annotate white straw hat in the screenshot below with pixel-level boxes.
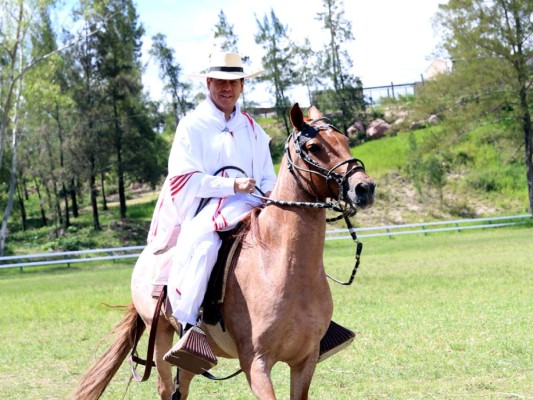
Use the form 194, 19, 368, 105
188, 51, 263, 80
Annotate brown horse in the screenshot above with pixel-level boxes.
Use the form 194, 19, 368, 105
74, 103, 375, 400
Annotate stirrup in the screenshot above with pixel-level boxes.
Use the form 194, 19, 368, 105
318, 320, 356, 362
163, 326, 218, 374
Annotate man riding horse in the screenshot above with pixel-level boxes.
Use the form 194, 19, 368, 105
147, 51, 356, 373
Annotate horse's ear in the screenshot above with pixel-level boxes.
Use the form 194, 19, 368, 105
308, 105, 323, 121
290, 103, 304, 132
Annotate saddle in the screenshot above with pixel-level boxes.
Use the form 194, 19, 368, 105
201, 228, 243, 328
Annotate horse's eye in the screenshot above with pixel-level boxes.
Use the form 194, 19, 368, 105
306, 143, 321, 154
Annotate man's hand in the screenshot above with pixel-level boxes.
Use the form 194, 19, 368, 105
234, 177, 256, 194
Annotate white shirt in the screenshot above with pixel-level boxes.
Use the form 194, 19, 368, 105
147, 96, 277, 245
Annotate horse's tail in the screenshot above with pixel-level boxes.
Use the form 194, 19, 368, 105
73, 303, 144, 400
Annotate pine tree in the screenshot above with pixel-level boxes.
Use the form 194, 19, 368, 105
149, 33, 192, 128
255, 9, 295, 133
315, 0, 365, 131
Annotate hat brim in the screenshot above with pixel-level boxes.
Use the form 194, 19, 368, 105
187, 70, 263, 80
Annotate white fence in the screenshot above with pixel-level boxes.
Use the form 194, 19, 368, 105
0, 245, 145, 271
326, 214, 532, 241
1, 214, 530, 270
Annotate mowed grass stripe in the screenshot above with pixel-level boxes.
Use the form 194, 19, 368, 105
0, 226, 531, 399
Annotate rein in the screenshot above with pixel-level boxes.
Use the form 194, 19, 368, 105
253, 191, 363, 285
251, 117, 366, 285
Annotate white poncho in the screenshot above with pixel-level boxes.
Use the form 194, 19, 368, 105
147, 97, 276, 325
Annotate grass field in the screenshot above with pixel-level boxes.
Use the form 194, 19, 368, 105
0, 226, 531, 399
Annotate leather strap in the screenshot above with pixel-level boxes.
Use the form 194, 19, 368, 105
128, 285, 166, 382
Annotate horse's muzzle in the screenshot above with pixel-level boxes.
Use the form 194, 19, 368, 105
346, 178, 375, 210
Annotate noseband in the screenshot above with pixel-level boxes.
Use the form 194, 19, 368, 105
286, 117, 366, 210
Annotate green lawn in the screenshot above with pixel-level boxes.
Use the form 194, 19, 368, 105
0, 226, 531, 399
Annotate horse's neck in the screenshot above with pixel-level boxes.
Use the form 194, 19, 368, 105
262, 166, 327, 244
253, 167, 327, 285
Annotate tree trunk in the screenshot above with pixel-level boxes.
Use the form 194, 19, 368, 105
113, 101, 127, 220
44, 179, 53, 220
16, 182, 27, 231
521, 100, 533, 215
515, 40, 533, 215
70, 178, 79, 218
52, 178, 62, 227
101, 172, 108, 211
89, 156, 101, 231
34, 177, 47, 226
0, 151, 17, 256
62, 182, 70, 229
23, 177, 29, 200
118, 162, 126, 219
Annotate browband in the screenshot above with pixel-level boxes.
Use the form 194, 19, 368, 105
296, 123, 318, 146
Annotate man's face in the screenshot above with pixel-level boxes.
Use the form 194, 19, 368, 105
207, 78, 243, 116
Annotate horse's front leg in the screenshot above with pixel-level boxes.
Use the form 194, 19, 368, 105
289, 354, 318, 400
242, 356, 277, 400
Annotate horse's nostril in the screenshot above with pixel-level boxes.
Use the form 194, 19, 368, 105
355, 182, 371, 197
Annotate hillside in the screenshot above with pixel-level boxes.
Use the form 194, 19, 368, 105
347, 123, 529, 228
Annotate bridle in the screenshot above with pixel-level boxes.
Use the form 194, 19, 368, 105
251, 117, 367, 223
285, 117, 366, 215
253, 117, 367, 286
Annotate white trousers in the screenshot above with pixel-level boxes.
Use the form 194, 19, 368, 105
167, 193, 261, 326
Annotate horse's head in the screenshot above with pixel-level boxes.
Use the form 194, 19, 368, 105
287, 102, 375, 213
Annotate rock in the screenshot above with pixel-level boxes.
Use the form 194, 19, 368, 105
347, 121, 365, 137
428, 114, 439, 125
393, 117, 405, 127
409, 120, 425, 130
366, 118, 390, 139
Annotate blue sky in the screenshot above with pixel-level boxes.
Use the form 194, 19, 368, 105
59, 0, 448, 106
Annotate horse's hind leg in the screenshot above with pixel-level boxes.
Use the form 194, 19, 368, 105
154, 319, 196, 400
243, 357, 277, 400
289, 356, 317, 400
154, 321, 176, 399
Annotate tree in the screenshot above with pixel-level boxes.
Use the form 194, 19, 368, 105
92, 0, 153, 220
292, 37, 323, 107
424, 0, 533, 214
255, 9, 295, 133
213, 10, 238, 53
213, 10, 256, 109
63, 5, 107, 231
25, 6, 77, 231
0, 0, 61, 254
315, 0, 365, 131
149, 33, 193, 128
